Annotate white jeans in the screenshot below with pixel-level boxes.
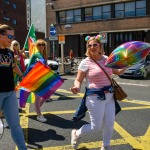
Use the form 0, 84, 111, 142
76, 93, 115, 146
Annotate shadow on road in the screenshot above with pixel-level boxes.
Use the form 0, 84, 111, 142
28, 113, 88, 130
24, 128, 65, 149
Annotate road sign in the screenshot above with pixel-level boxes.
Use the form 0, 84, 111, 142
100, 32, 107, 43
59, 35, 65, 44
49, 36, 58, 41
50, 26, 57, 36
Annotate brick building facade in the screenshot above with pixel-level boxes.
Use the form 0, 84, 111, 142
0, 0, 44, 48
46, 0, 150, 58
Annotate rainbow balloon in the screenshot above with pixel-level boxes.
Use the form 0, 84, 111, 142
105, 41, 150, 69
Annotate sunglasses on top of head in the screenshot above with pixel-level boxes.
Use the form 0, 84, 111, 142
38, 44, 45, 47
87, 43, 99, 48
2, 33, 15, 40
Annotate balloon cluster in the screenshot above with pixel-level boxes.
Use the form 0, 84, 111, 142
85, 35, 103, 42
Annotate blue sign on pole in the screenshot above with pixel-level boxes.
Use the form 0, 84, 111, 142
50, 26, 57, 36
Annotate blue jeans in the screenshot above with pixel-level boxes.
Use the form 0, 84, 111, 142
0, 91, 27, 150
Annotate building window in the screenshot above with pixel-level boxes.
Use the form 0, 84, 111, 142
93, 6, 102, 20
85, 7, 92, 21
74, 9, 81, 22
3, 17, 10, 21
2, 0, 9, 4
58, 0, 146, 24
115, 0, 146, 18
125, 2, 135, 17
12, 19, 17, 25
115, 3, 124, 18
136, 0, 146, 16
59, 9, 81, 23
12, 3, 16, 9
59, 11, 66, 23
66, 10, 73, 23
102, 5, 111, 19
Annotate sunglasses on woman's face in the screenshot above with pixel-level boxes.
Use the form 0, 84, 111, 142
2, 33, 15, 40
87, 43, 99, 48
38, 44, 45, 47
13, 44, 18, 46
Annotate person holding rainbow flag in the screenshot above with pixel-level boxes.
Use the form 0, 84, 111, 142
25, 39, 48, 122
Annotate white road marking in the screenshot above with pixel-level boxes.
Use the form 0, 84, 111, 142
118, 82, 149, 87
67, 77, 149, 87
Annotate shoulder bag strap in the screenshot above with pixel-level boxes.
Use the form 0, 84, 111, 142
90, 57, 112, 84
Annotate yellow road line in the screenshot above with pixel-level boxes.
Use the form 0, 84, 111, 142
26, 135, 150, 150
51, 94, 150, 106
140, 125, 150, 150
57, 89, 73, 94
114, 122, 143, 149
17, 92, 150, 150
16, 104, 30, 150
26, 110, 75, 116
19, 108, 150, 150
36, 138, 128, 150
145, 125, 150, 137
122, 106, 150, 110
123, 99, 150, 105
51, 95, 83, 99
55, 89, 84, 96
26, 105, 150, 116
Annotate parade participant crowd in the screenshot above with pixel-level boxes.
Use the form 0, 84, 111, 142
0, 23, 130, 150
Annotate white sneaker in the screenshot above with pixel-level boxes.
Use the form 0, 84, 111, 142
71, 129, 80, 149
101, 145, 112, 150
37, 115, 47, 122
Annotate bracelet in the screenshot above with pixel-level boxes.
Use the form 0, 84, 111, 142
20, 75, 24, 77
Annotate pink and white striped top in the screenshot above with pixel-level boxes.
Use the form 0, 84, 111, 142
78, 55, 113, 89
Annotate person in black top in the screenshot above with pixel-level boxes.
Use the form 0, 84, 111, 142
0, 24, 27, 150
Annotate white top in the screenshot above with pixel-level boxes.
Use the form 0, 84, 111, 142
78, 55, 113, 88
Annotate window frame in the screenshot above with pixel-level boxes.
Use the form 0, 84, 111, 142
57, 0, 146, 24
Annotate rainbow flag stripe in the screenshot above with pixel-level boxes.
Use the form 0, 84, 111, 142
26, 92, 35, 103
19, 61, 64, 101
19, 90, 36, 108
19, 88, 31, 108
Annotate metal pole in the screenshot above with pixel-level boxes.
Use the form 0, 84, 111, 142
61, 43, 64, 73
53, 41, 55, 60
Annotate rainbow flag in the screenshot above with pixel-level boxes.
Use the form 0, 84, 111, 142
19, 61, 64, 102
19, 89, 36, 108
28, 37, 38, 57
27, 92, 35, 103
19, 88, 30, 108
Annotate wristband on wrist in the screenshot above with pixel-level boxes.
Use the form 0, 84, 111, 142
20, 75, 24, 77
